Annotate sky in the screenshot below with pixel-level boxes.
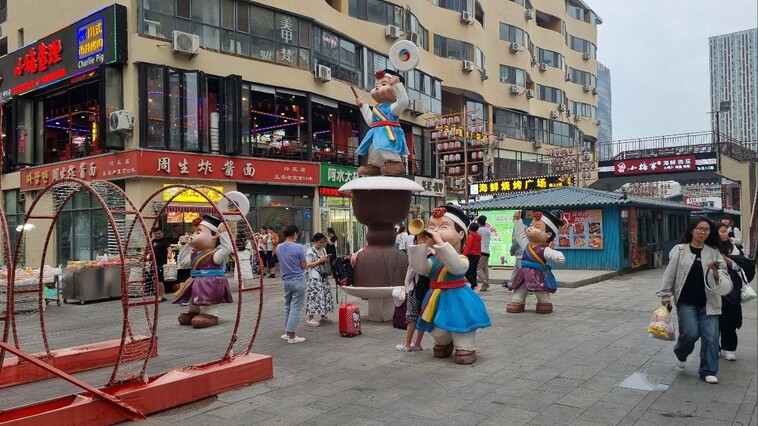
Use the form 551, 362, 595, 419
588, 0, 757, 141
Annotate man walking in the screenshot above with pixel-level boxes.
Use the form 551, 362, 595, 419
476, 216, 491, 291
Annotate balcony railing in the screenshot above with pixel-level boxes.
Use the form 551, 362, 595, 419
599, 131, 757, 163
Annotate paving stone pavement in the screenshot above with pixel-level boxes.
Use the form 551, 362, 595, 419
1, 267, 756, 425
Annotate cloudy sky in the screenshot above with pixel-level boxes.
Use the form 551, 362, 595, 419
589, 0, 757, 141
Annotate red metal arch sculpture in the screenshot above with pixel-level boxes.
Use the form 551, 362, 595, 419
2, 178, 158, 385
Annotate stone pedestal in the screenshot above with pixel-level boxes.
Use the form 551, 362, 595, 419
339, 177, 424, 321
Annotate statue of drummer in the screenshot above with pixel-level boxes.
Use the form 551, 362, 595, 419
355, 69, 409, 176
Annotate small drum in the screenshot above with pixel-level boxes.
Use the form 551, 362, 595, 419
163, 263, 178, 282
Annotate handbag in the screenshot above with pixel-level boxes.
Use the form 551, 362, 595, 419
742, 284, 757, 303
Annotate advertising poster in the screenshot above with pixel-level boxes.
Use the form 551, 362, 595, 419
485, 209, 519, 267
555, 209, 604, 250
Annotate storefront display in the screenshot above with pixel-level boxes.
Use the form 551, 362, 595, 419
63, 258, 138, 304
482, 209, 519, 267
0, 4, 128, 170
555, 209, 604, 250
319, 164, 360, 256
0, 266, 63, 313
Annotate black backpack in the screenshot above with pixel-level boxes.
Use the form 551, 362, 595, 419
332, 256, 354, 287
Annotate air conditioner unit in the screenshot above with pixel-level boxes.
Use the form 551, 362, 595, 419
565, 74, 571, 81
315, 64, 332, 82
533, 139, 542, 148
510, 84, 521, 94
592, 87, 598, 95
583, 84, 592, 93
480, 68, 489, 80
410, 99, 425, 115
109, 110, 133, 132
596, 119, 602, 126
510, 41, 521, 53
525, 9, 534, 20
172, 30, 200, 56
462, 60, 474, 72
550, 110, 559, 119
525, 89, 535, 99
574, 114, 581, 122
408, 31, 420, 45
583, 51, 592, 60
385, 24, 401, 39
558, 104, 566, 112
499, 133, 507, 140
460, 11, 474, 24
539, 63, 548, 72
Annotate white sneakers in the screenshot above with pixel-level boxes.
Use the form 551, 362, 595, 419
674, 356, 686, 371
704, 375, 718, 384
723, 351, 736, 361
281, 334, 305, 344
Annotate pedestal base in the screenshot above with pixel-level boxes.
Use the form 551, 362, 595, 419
342, 286, 399, 321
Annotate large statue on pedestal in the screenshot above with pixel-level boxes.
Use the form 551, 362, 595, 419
173, 215, 234, 328
408, 204, 491, 365
355, 69, 409, 176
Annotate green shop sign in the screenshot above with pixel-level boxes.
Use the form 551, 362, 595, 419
320, 164, 359, 188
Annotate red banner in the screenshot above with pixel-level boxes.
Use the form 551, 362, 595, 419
612, 155, 696, 176
20, 150, 320, 190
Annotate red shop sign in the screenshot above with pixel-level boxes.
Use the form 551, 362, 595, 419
20, 150, 321, 190
612, 155, 696, 176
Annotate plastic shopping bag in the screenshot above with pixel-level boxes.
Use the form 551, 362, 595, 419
648, 305, 676, 341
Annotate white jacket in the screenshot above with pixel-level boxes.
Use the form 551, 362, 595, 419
656, 243, 729, 315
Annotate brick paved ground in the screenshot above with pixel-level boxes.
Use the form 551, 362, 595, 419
1, 267, 756, 425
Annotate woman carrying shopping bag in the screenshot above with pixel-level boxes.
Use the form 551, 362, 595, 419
657, 218, 732, 384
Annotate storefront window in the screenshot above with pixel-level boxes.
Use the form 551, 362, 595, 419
493, 108, 525, 140
141, 64, 207, 152
145, 66, 166, 148
57, 188, 122, 263
2, 189, 25, 265
313, 26, 362, 86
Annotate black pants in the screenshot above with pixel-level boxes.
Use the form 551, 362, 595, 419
719, 301, 742, 351
465, 255, 480, 288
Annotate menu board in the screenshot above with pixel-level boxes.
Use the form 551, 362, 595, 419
556, 209, 603, 250
484, 209, 519, 267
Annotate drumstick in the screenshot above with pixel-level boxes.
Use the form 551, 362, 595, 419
350, 86, 359, 99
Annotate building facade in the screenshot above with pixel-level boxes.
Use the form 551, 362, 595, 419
709, 28, 758, 145
595, 60, 612, 156
0, 0, 600, 266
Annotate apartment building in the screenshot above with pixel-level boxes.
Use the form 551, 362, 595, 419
0, 0, 600, 265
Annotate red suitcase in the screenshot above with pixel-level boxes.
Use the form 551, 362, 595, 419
339, 303, 362, 337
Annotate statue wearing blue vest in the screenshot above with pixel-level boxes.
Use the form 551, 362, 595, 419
355, 69, 409, 176
507, 210, 566, 314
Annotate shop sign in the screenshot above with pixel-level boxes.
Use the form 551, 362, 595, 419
319, 187, 351, 197
162, 184, 224, 203
0, 4, 127, 98
597, 152, 717, 178
314, 58, 360, 87
320, 164, 358, 188
555, 209, 603, 250
482, 209, 519, 268
414, 176, 445, 198
20, 149, 320, 190
472, 175, 572, 196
